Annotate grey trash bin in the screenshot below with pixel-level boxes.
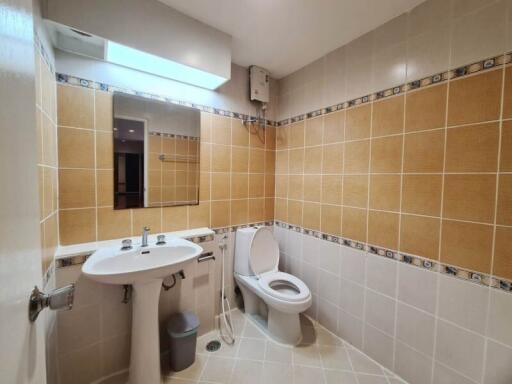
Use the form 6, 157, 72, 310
167, 312, 200, 371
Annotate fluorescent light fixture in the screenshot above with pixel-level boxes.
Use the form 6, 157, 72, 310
106, 41, 228, 90
128, 129, 135, 133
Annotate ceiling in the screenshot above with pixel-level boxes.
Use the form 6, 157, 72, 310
158, 0, 425, 79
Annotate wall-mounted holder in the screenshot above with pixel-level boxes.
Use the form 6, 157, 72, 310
197, 252, 215, 263
29, 284, 75, 322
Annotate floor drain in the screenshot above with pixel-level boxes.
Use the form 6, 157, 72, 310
206, 340, 221, 352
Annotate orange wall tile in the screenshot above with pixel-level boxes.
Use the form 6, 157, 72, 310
275, 67, 511, 278
57, 84, 277, 245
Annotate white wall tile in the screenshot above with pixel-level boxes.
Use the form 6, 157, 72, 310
450, 1, 508, 68
340, 247, 366, 285
306, 293, 318, 320
372, 15, 407, 91
318, 269, 340, 305
450, 0, 500, 17
302, 235, 320, 265
363, 323, 395, 369
345, 32, 374, 101
339, 278, 365, 319
338, 309, 364, 349
487, 289, 512, 347
373, 14, 408, 48
301, 261, 319, 295
408, 0, 451, 37
289, 255, 303, 278
317, 240, 341, 275
432, 362, 478, 384
57, 304, 101, 355
397, 263, 438, 314
406, 24, 451, 81
322, 47, 346, 106
507, 0, 512, 52
58, 343, 102, 384
100, 333, 130, 376
394, 341, 433, 384
483, 340, 512, 384
435, 320, 485, 379
286, 229, 303, 259
364, 290, 396, 336
396, 302, 436, 356
303, 81, 324, 112
438, 275, 489, 335
365, 254, 397, 298
318, 298, 339, 334
274, 226, 286, 252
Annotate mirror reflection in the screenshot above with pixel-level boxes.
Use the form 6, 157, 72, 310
113, 93, 200, 209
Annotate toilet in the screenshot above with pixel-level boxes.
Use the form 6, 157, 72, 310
234, 226, 312, 345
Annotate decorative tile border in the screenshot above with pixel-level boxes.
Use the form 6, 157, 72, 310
148, 131, 200, 140
53, 222, 275, 269
54, 232, 218, 269
213, 221, 274, 234
55, 50, 511, 131
277, 51, 512, 127
56, 73, 276, 127
274, 221, 512, 295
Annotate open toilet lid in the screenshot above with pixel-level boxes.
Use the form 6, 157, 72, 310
249, 227, 279, 275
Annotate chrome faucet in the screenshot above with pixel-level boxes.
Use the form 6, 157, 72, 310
141, 226, 150, 247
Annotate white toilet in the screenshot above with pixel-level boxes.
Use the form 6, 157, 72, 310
234, 226, 312, 345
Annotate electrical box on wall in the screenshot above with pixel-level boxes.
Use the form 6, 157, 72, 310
249, 65, 269, 103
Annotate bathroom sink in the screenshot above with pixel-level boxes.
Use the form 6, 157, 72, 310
82, 237, 203, 384
82, 238, 202, 285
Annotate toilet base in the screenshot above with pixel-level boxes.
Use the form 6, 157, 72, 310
268, 308, 302, 345
237, 282, 302, 345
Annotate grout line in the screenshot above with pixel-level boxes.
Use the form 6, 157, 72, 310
92, 89, 99, 244
392, 74, 408, 373
360, 100, 374, 352
481, 55, 508, 384
429, 43, 452, 380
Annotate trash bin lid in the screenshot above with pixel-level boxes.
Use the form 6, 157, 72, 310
167, 312, 200, 338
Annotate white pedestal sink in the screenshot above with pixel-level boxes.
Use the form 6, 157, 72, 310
82, 238, 203, 384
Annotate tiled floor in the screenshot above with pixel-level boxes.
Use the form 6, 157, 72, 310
162, 309, 407, 384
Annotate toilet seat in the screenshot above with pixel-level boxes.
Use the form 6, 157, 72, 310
258, 272, 310, 302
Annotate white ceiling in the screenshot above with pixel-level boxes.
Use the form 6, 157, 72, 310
158, 0, 425, 79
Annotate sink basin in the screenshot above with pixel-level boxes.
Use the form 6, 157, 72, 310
82, 237, 203, 384
82, 238, 202, 285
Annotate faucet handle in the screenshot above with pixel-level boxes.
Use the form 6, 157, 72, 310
156, 234, 166, 245
121, 239, 132, 250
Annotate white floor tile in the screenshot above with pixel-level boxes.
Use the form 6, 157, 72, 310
185, 310, 409, 384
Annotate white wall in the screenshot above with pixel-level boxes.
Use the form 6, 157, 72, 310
43, 0, 232, 79
0, 0, 47, 383
114, 94, 200, 137
55, 49, 279, 121
53, 232, 239, 384
275, 223, 512, 384
277, 0, 512, 120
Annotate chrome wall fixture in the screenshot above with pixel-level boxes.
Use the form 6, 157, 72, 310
28, 284, 75, 322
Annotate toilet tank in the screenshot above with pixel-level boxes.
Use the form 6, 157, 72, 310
234, 227, 257, 276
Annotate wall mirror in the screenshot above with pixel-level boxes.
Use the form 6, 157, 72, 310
113, 92, 200, 209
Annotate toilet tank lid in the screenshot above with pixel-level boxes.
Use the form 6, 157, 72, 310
249, 227, 279, 275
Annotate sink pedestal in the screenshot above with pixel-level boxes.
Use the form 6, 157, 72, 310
129, 279, 163, 384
